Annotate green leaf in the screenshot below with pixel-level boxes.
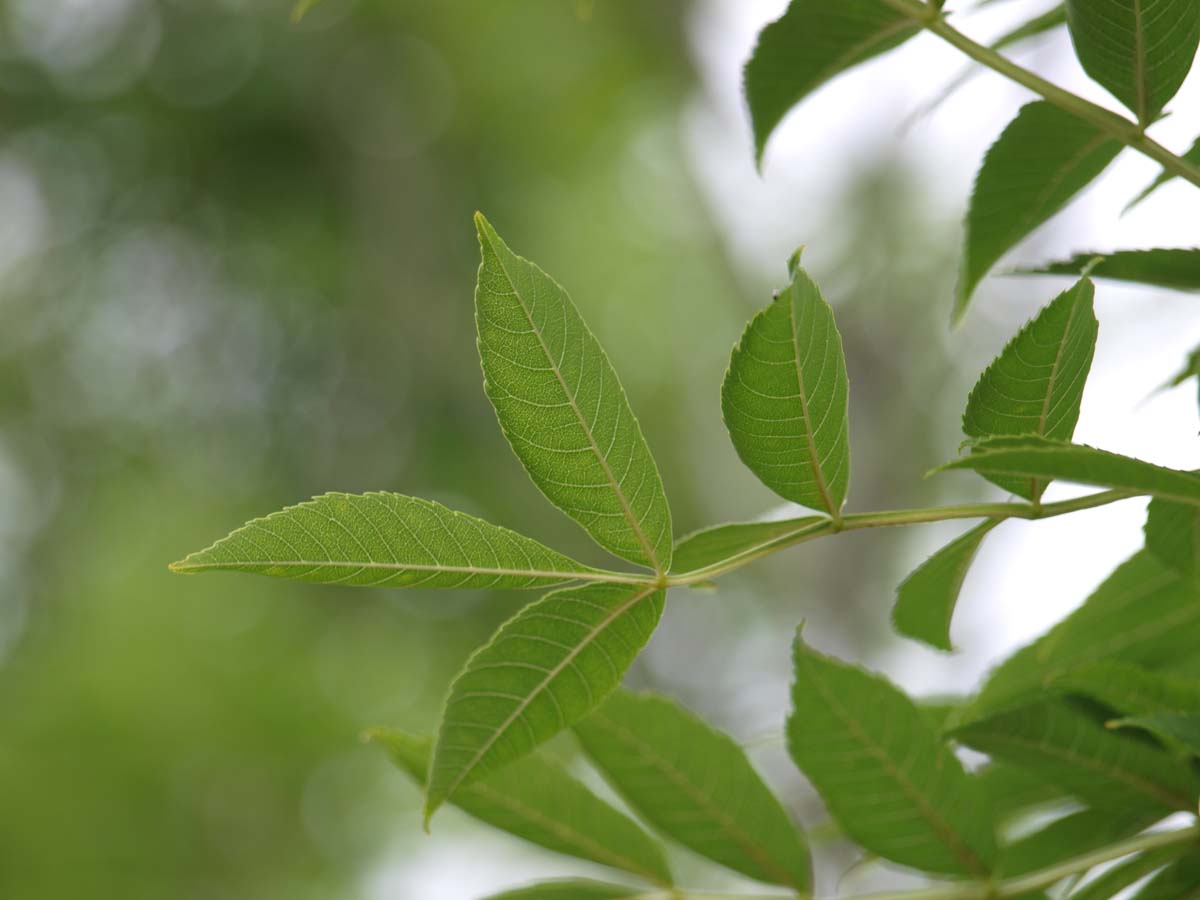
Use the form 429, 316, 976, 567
671, 516, 826, 576
289, 0, 323, 22
1128, 853, 1200, 900
1014, 248, 1200, 291
937, 435, 1200, 506
961, 277, 1098, 501
956, 102, 1122, 319
722, 253, 851, 516
977, 762, 1066, 821
1066, 846, 1192, 900
1049, 660, 1200, 715
369, 730, 671, 886
951, 699, 1200, 813
474, 213, 672, 573
426, 582, 665, 822
480, 882, 646, 900
574, 689, 811, 891
1146, 497, 1200, 577
169, 492, 599, 590
893, 519, 999, 651
1114, 712, 1200, 754
1066, 0, 1200, 124
1126, 135, 1200, 210
788, 628, 997, 877
743, 0, 922, 164
967, 551, 1200, 719
999, 807, 1161, 877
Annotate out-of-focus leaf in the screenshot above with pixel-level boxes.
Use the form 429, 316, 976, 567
961, 278, 1098, 501
1013, 248, 1200, 291
956, 102, 1121, 320
475, 213, 672, 573
1066, 846, 1192, 900
892, 519, 999, 651
788, 628, 996, 877
670, 516, 826, 576
290, 0, 323, 22
1126, 135, 1200, 210
1066, 0, 1200, 124
952, 700, 1200, 814
977, 763, 1066, 821
722, 251, 850, 516
999, 807, 1161, 877
1145, 497, 1200, 577
1049, 660, 1200, 715
575, 689, 811, 891
426, 583, 664, 822
370, 731, 671, 886
170, 492, 598, 590
1114, 713, 1200, 755
936, 435, 1200, 506
744, 0, 922, 164
480, 882, 647, 900
1127, 853, 1200, 899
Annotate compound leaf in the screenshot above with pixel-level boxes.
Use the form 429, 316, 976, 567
956, 102, 1121, 319
744, 0, 922, 164
475, 213, 672, 573
370, 730, 671, 886
1066, 0, 1200, 124
722, 253, 850, 516
170, 492, 597, 590
426, 582, 665, 822
1014, 248, 1200, 291
480, 882, 647, 900
788, 629, 996, 877
575, 689, 811, 891
962, 277, 1098, 500
671, 516, 826, 576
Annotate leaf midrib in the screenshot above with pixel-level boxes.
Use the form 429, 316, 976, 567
1030, 281, 1087, 498
171, 558, 645, 585
787, 289, 839, 518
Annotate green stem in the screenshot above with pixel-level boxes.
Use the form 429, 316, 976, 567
880, 0, 1200, 189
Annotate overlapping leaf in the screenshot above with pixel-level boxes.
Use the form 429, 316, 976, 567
671, 516, 826, 576
743, 0, 922, 164
977, 762, 1066, 821
575, 689, 811, 891
1067, 846, 1192, 900
956, 102, 1122, 319
481, 882, 645, 900
426, 582, 665, 822
370, 730, 671, 885
937, 435, 1200, 506
962, 277, 1098, 500
1050, 660, 1200, 716
788, 629, 997, 876
1065, 0, 1200, 124
474, 213, 672, 573
999, 808, 1161, 877
952, 699, 1200, 813
1128, 853, 1200, 899
722, 252, 851, 516
1127, 135, 1200, 210
1015, 248, 1200, 291
893, 519, 999, 651
170, 492, 596, 590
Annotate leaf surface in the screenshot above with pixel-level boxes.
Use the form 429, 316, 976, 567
575, 689, 811, 891
999, 807, 1161, 877
1067, 846, 1192, 900
481, 882, 647, 900
426, 582, 664, 821
1128, 853, 1200, 900
937, 435, 1200, 506
671, 516, 826, 576
956, 102, 1121, 319
961, 278, 1098, 500
1127, 135, 1200, 209
1146, 497, 1200, 576
1014, 248, 1200, 291
1114, 712, 1200, 754
722, 254, 850, 516
170, 492, 597, 590
893, 519, 999, 651
1066, 0, 1200, 124
475, 213, 672, 573
1049, 660, 1200, 715
788, 629, 996, 876
744, 0, 922, 164
370, 730, 671, 885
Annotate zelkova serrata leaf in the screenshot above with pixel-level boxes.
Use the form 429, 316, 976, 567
369, 730, 671, 885
722, 251, 850, 517
475, 213, 673, 573
575, 688, 811, 891
170, 492, 599, 590
426, 582, 664, 823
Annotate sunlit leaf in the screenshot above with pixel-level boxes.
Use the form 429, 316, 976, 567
426, 582, 664, 822
999, 807, 1161, 877
170, 492, 598, 590
1066, 0, 1200, 124
370, 730, 671, 885
893, 519, 998, 651
575, 689, 811, 891
480, 882, 647, 900
671, 516, 826, 576
956, 102, 1121, 319
1014, 248, 1200, 291
475, 213, 672, 573
743, 0, 922, 164
962, 277, 1098, 500
952, 699, 1200, 813
1126, 135, 1200, 210
788, 628, 997, 876
722, 251, 850, 516
936, 435, 1200, 506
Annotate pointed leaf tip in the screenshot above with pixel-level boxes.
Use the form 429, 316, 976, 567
787, 246, 806, 276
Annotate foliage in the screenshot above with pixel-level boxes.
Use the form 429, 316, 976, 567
171, 2, 1200, 899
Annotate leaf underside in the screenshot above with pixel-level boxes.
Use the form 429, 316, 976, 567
1014, 248, 1200, 292
426, 582, 665, 821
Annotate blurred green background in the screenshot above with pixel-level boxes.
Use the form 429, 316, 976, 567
8, 0, 1175, 897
